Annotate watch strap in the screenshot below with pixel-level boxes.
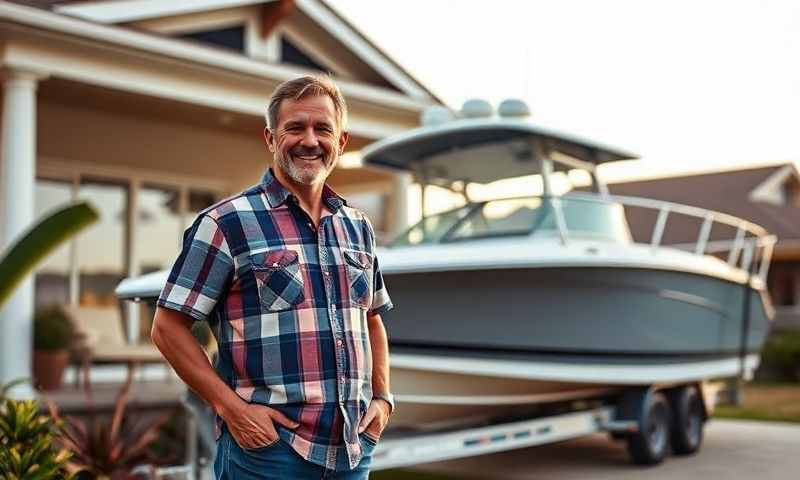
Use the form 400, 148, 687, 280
373, 392, 395, 414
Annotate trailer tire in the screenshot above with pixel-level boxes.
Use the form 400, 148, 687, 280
627, 391, 671, 465
668, 385, 704, 455
609, 431, 628, 442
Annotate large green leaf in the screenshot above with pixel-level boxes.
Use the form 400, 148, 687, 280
0, 202, 98, 308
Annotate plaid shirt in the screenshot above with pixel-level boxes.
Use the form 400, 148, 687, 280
157, 168, 392, 470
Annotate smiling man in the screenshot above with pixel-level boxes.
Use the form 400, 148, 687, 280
151, 76, 394, 479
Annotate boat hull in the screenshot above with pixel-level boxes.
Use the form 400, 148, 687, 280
382, 266, 770, 356
387, 350, 760, 429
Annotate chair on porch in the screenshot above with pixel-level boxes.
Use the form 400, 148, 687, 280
63, 305, 166, 385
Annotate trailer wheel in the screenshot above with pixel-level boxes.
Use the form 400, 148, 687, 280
627, 391, 671, 465
609, 431, 628, 442
668, 385, 704, 455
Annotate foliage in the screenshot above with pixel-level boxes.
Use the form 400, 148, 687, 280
0, 202, 98, 309
34, 307, 75, 352
0, 380, 74, 480
758, 331, 800, 381
715, 383, 800, 423
46, 372, 176, 479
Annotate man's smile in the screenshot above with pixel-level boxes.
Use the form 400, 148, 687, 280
294, 154, 323, 161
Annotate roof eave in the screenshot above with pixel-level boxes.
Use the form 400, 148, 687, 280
52, 0, 441, 102
0, 1, 437, 113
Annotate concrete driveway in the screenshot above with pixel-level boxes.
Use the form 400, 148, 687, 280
413, 419, 800, 480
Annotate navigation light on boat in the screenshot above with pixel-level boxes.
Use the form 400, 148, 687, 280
461, 98, 493, 118
498, 98, 531, 119
421, 105, 455, 126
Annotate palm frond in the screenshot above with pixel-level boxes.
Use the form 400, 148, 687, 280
0, 202, 98, 308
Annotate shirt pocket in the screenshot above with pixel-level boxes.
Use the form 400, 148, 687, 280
342, 249, 373, 309
250, 249, 305, 312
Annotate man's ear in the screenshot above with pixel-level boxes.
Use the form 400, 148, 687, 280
338, 131, 350, 154
263, 126, 276, 153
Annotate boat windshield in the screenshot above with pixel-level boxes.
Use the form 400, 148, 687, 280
391, 195, 632, 246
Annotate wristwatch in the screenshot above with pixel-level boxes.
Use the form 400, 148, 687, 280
373, 392, 395, 414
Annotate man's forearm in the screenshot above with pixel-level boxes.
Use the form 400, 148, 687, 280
151, 307, 243, 418
367, 313, 390, 396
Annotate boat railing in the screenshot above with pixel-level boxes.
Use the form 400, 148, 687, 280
560, 192, 777, 283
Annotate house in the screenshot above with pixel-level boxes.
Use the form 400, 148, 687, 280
0, 0, 442, 390
601, 163, 800, 332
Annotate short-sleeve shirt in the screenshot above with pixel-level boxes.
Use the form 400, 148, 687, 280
157, 168, 392, 470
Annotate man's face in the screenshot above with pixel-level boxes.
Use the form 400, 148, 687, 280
265, 95, 349, 186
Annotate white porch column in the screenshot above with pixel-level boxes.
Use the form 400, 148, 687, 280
391, 172, 411, 236
0, 69, 45, 397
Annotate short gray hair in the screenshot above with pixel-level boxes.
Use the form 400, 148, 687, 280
265, 75, 348, 131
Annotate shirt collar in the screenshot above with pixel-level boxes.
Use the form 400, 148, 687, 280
261, 168, 346, 212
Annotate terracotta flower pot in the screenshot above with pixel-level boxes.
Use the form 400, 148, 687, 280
33, 350, 70, 391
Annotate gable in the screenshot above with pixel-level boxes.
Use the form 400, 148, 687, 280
749, 164, 800, 207
51, 0, 436, 99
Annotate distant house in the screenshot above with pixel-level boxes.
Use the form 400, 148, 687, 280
602, 163, 800, 332
0, 0, 440, 387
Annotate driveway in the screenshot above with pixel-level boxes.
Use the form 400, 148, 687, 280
412, 419, 800, 480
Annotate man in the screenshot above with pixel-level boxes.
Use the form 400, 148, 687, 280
151, 75, 394, 479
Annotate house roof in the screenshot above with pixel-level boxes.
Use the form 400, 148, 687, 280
596, 164, 800, 246
6, 0, 84, 8
9, 0, 441, 103
0, 0, 440, 138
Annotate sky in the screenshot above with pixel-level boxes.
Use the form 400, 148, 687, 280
328, 0, 800, 183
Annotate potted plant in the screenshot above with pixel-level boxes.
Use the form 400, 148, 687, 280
33, 306, 75, 391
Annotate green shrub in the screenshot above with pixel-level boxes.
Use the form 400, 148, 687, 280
0, 380, 74, 480
48, 373, 174, 478
758, 331, 800, 381
33, 307, 73, 352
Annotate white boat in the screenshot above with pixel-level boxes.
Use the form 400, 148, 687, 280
356, 100, 774, 429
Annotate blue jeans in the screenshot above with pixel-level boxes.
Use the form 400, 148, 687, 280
214, 427, 376, 479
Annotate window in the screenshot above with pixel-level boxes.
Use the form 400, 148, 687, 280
179, 26, 245, 52
281, 38, 328, 72
768, 263, 798, 307
32, 168, 223, 346
77, 180, 129, 307
137, 184, 183, 274
188, 190, 218, 221
782, 179, 800, 207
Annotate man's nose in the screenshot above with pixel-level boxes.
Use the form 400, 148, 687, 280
300, 127, 319, 147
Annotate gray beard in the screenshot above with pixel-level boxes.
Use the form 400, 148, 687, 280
276, 152, 335, 185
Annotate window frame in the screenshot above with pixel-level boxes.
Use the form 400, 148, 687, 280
36, 159, 227, 342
